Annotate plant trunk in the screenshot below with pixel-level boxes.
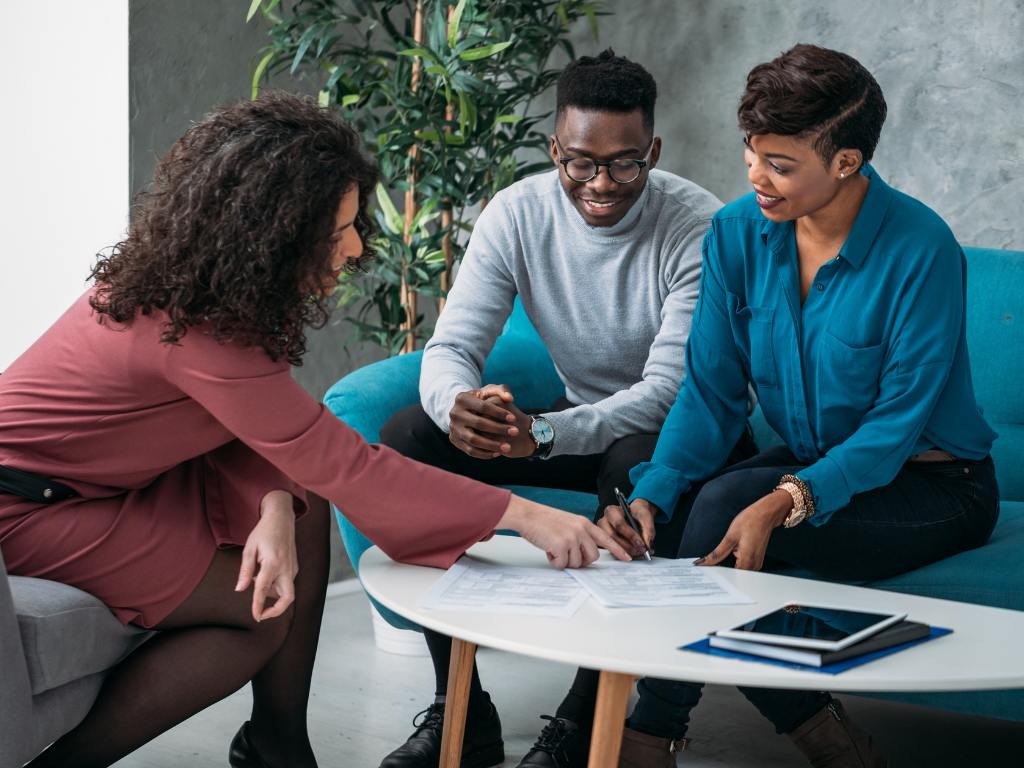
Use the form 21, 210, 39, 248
400, 0, 425, 354
439, 3, 456, 315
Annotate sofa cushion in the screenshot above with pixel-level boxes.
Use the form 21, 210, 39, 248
11, 576, 151, 695
871, 500, 1024, 611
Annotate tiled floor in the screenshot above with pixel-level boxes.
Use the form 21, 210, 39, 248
113, 588, 1024, 767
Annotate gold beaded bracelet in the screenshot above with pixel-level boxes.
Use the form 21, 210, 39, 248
776, 473, 816, 527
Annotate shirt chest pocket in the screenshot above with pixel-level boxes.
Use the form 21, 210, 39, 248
819, 331, 886, 415
728, 294, 778, 389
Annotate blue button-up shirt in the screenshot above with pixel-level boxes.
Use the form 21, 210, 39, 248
630, 165, 997, 525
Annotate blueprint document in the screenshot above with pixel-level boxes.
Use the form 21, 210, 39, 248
420, 557, 589, 617
567, 558, 754, 608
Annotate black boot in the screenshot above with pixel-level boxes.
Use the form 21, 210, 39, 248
228, 722, 273, 768
515, 715, 590, 768
788, 699, 887, 767
379, 694, 505, 768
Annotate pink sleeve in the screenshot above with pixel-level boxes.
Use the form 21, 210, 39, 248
162, 332, 509, 568
202, 440, 309, 547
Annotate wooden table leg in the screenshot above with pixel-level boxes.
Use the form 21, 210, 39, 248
587, 670, 635, 768
440, 637, 478, 768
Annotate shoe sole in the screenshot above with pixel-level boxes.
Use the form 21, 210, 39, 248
461, 740, 505, 768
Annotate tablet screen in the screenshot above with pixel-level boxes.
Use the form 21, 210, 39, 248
729, 604, 896, 643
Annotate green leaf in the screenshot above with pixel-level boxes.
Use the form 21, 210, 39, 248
397, 47, 444, 67
585, 5, 600, 41
251, 51, 274, 99
448, 0, 468, 48
414, 129, 442, 143
375, 183, 404, 235
246, 0, 262, 23
318, 89, 331, 107
458, 40, 512, 61
423, 249, 447, 264
291, 25, 320, 74
556, 2, 571, 26
494, 113, 523, 125
458, 91, 477, 134
341, 93, 361, 107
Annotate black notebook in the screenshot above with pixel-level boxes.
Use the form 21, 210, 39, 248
708, 620, 932, 668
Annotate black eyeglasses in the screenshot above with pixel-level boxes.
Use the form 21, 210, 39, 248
554, 136, 653, 184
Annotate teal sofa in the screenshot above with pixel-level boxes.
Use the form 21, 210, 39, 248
324, 246, 1024, 721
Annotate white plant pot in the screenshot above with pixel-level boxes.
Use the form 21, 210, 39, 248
370, 604, 430, 656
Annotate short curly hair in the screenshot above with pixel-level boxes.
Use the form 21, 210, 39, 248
90, 90, 378, 366
556, 48, 657, 130
738, 44, 887, 164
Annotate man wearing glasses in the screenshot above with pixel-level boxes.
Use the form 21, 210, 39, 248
378, 50, 749, 768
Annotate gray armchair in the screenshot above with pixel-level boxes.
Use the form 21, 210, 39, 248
0, 546, 150, 767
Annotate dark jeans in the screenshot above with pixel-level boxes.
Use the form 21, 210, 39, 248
628, 445, 1001, 740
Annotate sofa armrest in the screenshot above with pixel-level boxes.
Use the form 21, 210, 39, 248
324, 350, 423, 443
0, 547, 33, 768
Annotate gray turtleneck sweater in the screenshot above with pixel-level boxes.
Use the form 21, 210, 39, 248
420, 168, 721, 457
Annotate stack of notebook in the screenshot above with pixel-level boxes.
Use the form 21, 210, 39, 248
708, 619, 932, 668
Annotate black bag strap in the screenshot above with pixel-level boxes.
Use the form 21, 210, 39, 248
0, 465, 78, 504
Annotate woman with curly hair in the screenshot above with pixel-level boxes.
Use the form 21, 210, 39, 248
0, 91, 628, 768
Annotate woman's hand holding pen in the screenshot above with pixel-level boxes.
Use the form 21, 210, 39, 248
599, 497, 657, 559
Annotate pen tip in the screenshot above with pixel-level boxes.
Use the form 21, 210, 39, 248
644, 551, 652, 561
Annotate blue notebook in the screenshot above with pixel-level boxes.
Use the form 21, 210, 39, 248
680, 627, 953, 675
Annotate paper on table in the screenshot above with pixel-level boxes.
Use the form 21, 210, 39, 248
567, 557, 754, 608
419, 556, 589, 617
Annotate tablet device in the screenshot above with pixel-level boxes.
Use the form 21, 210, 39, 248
711, 603, 907, 652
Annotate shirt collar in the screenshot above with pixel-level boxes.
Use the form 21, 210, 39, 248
759, 163, 894, 270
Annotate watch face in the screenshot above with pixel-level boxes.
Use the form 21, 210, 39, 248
531, 417, 554, 444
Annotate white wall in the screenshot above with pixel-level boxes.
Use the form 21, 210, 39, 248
0, 1, 129, 370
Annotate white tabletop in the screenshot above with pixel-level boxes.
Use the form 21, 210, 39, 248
360, 536, 1024, 692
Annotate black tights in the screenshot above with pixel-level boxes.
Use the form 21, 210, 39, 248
26, 501, 331, 768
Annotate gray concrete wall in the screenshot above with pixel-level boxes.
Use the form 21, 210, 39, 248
555, 0, 1024, 249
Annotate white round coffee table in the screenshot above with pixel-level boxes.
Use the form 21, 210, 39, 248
360, 536, 1024, 767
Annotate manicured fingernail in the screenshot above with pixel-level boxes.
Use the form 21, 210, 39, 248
694, 557, 706, 565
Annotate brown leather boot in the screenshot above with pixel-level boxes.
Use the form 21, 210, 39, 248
788, 699, 887, 767
617, 726, 688, 768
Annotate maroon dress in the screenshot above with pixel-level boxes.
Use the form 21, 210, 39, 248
0, 292, 509, 627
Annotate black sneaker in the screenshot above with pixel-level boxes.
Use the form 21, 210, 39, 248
378, 695, 505, 768
515, 715, 589, 768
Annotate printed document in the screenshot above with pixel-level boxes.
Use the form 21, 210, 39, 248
567, 558, 753, 608
420, 556, 589, 617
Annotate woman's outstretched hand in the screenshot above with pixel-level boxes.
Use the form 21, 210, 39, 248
499, 495, 632, 568
236, 490, 299, 621
696, 489, 792, 571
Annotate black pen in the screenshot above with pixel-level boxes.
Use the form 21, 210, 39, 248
613, 486, 652, 561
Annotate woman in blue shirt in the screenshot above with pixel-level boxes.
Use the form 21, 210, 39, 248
600, 45, 999, 767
